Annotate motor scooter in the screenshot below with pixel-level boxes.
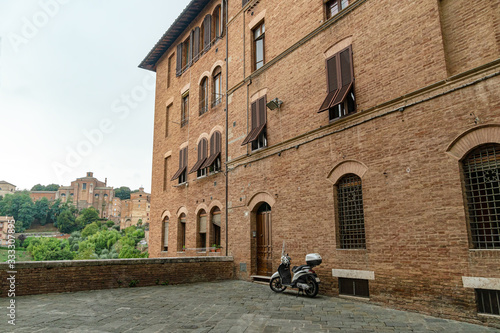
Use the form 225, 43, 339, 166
269, 242, 322, 297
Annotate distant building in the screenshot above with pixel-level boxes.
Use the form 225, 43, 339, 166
57, 172, 114, 219
0, 216, 13, 246
120, 187, 151, 229
111, 197, 122, 222
0, 181, 16, 198
30, 191, 58, 202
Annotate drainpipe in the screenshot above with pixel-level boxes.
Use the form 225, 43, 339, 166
224, 0, 229, 257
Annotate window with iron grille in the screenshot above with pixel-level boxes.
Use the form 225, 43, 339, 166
339, 278, 369, 297
476, 289, 500, 315
462, 144, 500, 249
337, 174, 366, 249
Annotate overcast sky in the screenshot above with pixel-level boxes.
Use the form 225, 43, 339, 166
0, 0, 187, 193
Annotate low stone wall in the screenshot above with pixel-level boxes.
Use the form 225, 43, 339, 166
0, 256, 233, 297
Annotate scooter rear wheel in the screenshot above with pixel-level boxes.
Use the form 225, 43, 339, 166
304, 276, 319, 298
270, 276, 287, 293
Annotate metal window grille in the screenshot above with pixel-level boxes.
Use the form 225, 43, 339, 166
462, 144, 500, 249
476, 289, 500, 315
337, 174, 366, 249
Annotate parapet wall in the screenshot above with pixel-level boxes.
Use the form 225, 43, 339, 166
0, 256, 233, 297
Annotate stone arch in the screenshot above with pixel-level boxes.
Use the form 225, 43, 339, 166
210, 61, 225, 75
161, 210, 171, 221
209, 125, 224, 137
179, 141, 189, 150
324, 36, 353, 59
327, 160, 368, 185
196, 133, 210, 145
446, 124, 500, 160
247, 191, 276, 212
250, 88, 268, 103
208, 199, 224, 212
197, 72, 211, 86
195, 203, 209, 216
176, 206, 188, 218
248, 9, 266, 30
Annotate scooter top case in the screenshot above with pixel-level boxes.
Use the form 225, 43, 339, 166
305, 253, 322, 267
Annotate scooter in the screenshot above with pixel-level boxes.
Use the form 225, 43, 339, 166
269, 242, 322, 297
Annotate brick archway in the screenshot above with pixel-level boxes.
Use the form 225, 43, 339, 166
327, 160, 368, 185
446, 124, 500, 160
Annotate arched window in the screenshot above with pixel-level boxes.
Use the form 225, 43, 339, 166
211, 207, 221, 247
197, 210, 207, 251
200, 77, 208, 116
337, 174, 366, 249
178, 213, 187, 251
163, 216, 169, 251
462, 144, 500, 249
212, 67, 222, 107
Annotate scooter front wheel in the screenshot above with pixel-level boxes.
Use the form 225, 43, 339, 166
270, 276, 287, 293
304, 276, 319, 298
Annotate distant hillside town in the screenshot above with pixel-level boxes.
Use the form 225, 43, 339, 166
1, 172, 150, 230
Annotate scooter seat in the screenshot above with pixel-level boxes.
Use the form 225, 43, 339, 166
292, 265, 310, 273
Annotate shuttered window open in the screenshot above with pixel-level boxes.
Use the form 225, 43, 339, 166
171, 147, 188, 182
318, 45, 354, 115
242, 96, 267, 146
189, 139, 208, 174
193, 27, 200, 62
203, 15, 212, 52
201, 131, 222, 170
176, 44, 182, 76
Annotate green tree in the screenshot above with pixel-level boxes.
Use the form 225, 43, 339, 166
30, 184, 60, 191
81, 222, 100, 238
34, 198, 51, 225
106, 220, 115, 228
31, 184, 44, 191
75, 207, 99, 228
86, 229, 121, 255
56, 209, 79, 234
114, 187, 131, 200
27, 238, 74, 261
0, 191, 35, 232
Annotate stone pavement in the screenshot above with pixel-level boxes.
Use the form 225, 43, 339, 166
2, 280, 498, 332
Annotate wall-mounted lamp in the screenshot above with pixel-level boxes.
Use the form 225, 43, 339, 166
266, 98, 283, 110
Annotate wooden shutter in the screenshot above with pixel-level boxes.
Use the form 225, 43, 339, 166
221, 0, 226, 37
241, 96, 266, 145
204, 15, 212, 51
327, 55, 339, 92
176, 44, 182, 76
193, 27, 200, 62
188, 31, 194, 66
201, 132, 221, 169
189, 139, 207, 173
171, 148, 187, 180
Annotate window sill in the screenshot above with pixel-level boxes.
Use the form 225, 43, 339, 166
338, 294, 370, 302
478, 313, 500, 318
173, 182, 188, 188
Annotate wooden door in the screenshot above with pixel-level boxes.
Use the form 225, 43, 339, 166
256, 205, 272, 276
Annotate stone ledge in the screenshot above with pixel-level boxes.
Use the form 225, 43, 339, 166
0, 256, 234, 270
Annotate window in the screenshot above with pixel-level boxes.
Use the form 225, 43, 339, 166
198, 210, 207, 251
337, 174, 366, 249
325, 0, 349, 19
171, 147, 188, 184
462, 144, 500, 249
182, 36, 192, 70
212, 67, 222, 107
339, 278, 369, 297
82, 183, 87, 190
178, 213, 186, 251
163, 216, 169, 251
181, 92, 189, 127
476, 289, 500, 315
318, 45, 356, 121
165, 104, 171, 137
253, 22, 265, 70
200, 77, 209, 116
193, 27, 200, 62
241, 96, 267, 151
202, 131, 222, 173
211, 207, 221, 247
189, 138, 208, 178
242, 0, 250, 7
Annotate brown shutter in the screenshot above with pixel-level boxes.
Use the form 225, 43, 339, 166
176, 44, 182, 76
188, 30, 194, 66
216, 131, 221, 153
193, 27, 200, 62
258, 96, 267, 126
204, 15, 212, 51
221, 0, 226, 37
242, 97, 266, 145
189, 139, 207, 174
330, 46, 354, 107
171, 148, 187, 180
201, 132, 221, 169
327, 55, 339, 92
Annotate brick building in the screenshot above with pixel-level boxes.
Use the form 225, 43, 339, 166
30, 191, 58, 202
140, 0, 500, 325
120, 187, 151, 229
58, 172, 114, 219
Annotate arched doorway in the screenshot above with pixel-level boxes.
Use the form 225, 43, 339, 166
256, 203, 272, 276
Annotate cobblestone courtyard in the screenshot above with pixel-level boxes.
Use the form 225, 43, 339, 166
2, 280, 499, 332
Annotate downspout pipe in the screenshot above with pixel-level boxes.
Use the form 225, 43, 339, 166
224, 0, 229, 257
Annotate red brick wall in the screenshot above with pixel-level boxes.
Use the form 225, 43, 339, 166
0, 257, 233, 297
